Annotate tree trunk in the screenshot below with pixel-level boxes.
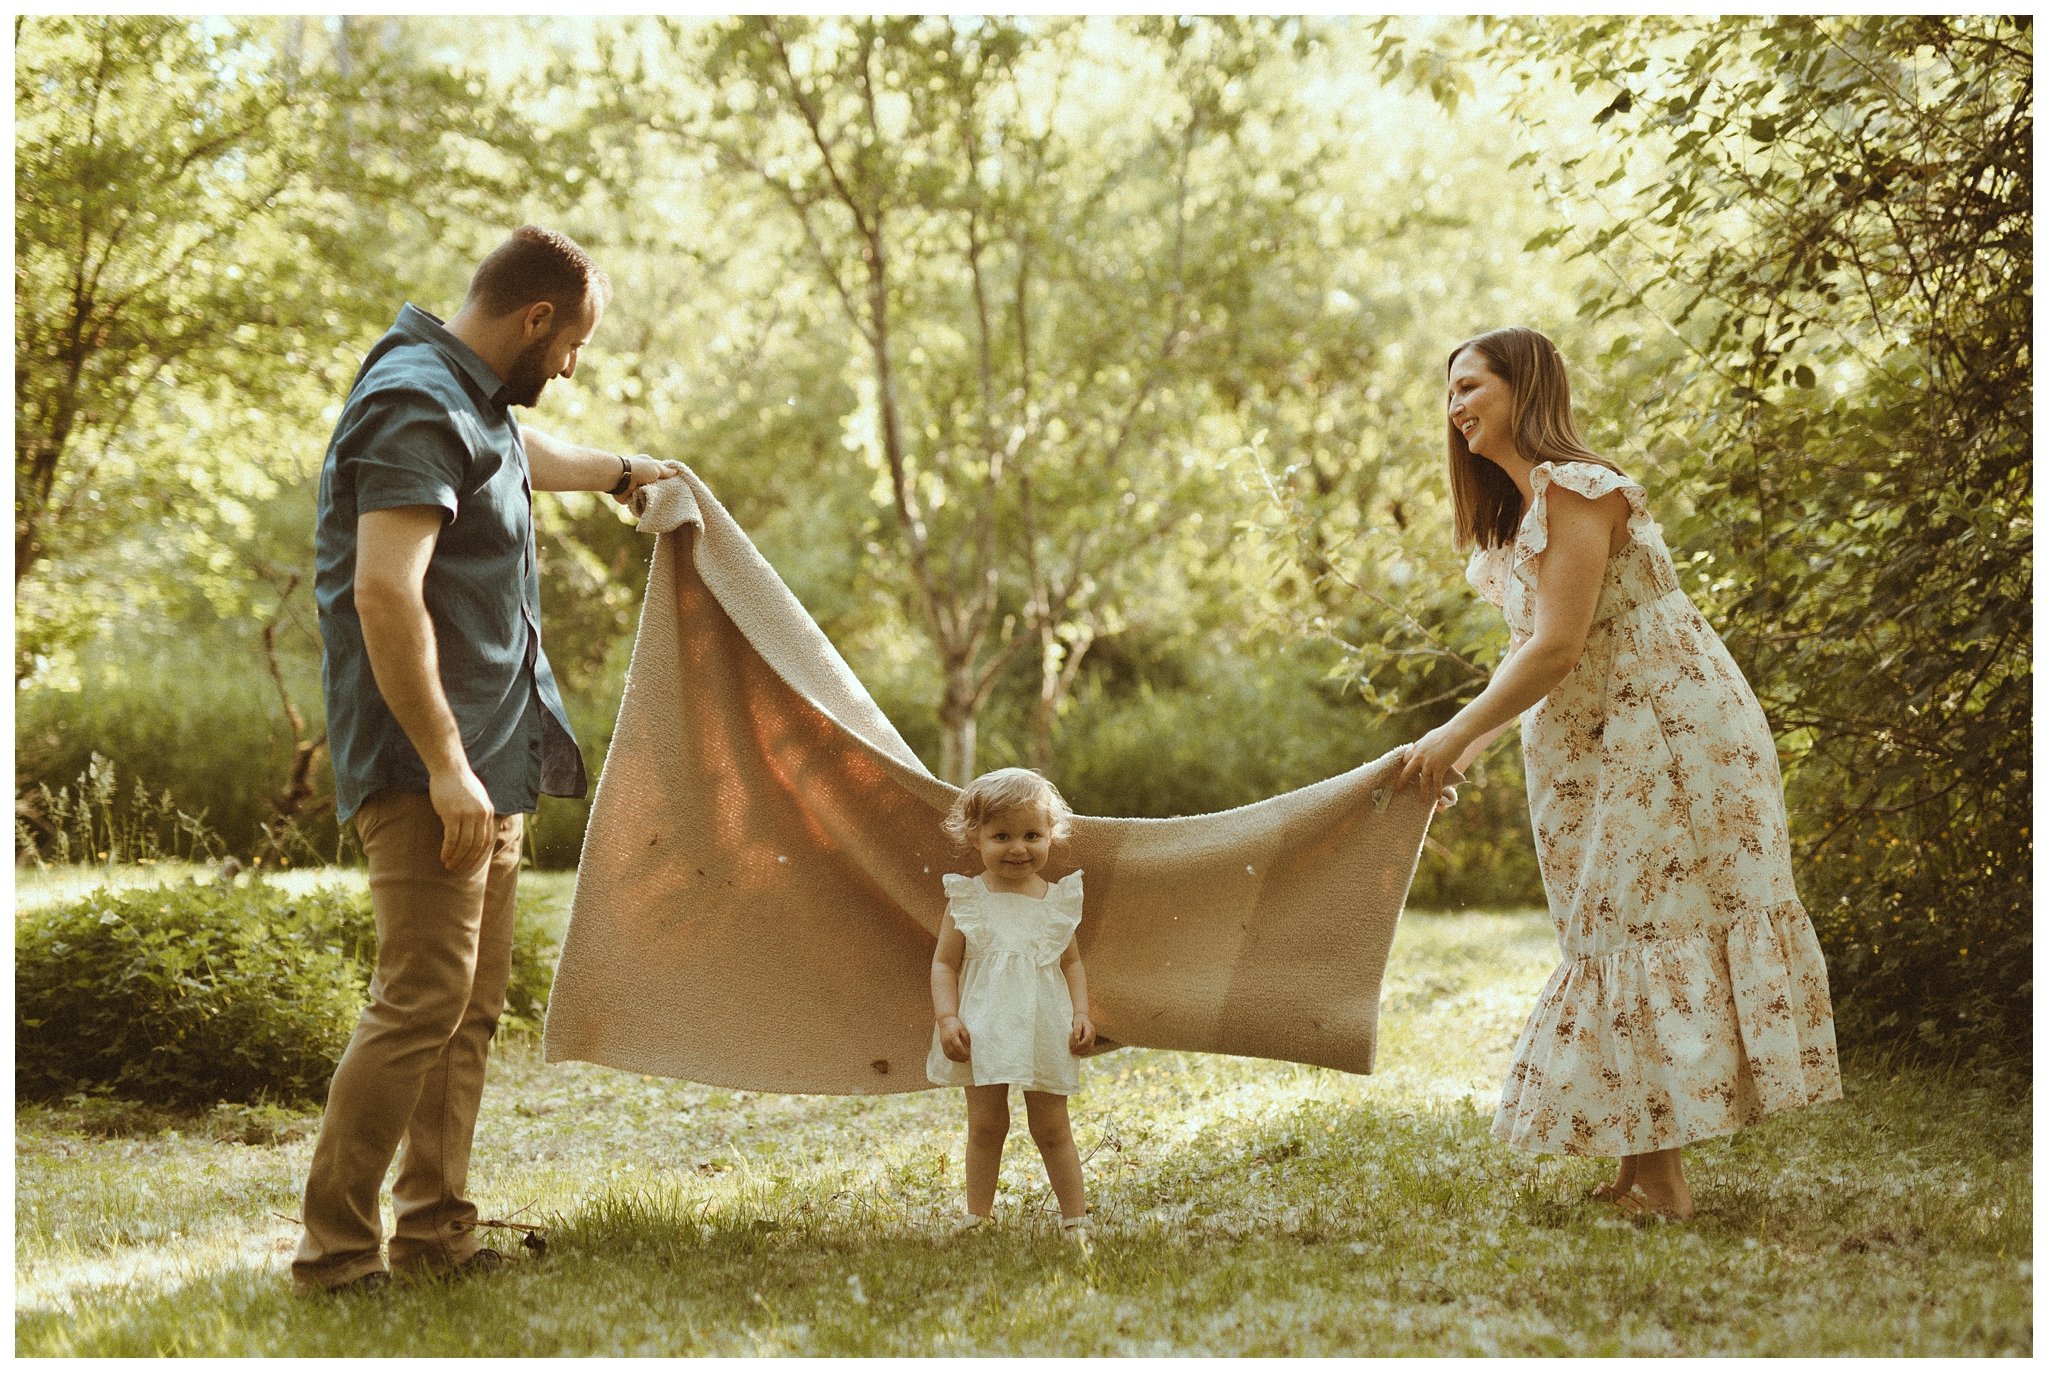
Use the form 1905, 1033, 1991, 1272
1029, 619, 1095, 776
937, 663, 979, 786
256, 582, 331, 860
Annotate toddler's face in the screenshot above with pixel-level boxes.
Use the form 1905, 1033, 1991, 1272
975, 802, 1054, 881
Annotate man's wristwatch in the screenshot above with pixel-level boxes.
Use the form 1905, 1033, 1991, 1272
607, 454, 634, 498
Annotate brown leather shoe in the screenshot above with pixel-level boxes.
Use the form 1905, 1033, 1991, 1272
408, 1246, 515, 1282
302, 1270, 389, 1298
452, 1247, 513, 1276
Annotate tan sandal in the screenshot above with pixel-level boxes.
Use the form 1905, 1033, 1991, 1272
1611, 1185, 1689, 1222
1589, 1157, 1640, 1203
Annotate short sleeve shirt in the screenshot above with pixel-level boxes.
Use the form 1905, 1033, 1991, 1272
315, 304, 587, 823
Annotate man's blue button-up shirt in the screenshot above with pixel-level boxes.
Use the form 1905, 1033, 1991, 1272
315, 304, 587, 824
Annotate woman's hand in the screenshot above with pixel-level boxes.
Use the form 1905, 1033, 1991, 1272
938, 1014, 972, 1063
1395, 721, 1470, 804
1069, 1012, 1096, 1053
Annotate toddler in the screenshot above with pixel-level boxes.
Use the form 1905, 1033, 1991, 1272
927, 767, 1095, 1245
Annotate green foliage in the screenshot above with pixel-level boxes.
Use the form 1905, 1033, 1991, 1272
14, 752, 224, 869
16, 632, 316, 864
1407, 742, 1544, 912
16, 17, 545, 649
571, 16, 1402, 783
1465, 15, 2032, 1049
16, 881, 369, 1107
15, 14, 580, 845
1053, 646, 1380, 820
15, 879, 559, 1108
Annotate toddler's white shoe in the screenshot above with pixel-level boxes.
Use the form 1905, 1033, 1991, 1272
950, 1212, 988, 1236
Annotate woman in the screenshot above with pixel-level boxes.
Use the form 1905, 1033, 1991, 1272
1395, 326, 1841, 1218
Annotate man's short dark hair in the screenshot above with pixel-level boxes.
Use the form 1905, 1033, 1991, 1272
466, 225, 612, 322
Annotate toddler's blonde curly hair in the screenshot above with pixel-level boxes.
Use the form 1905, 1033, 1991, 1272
943, 767, 1074, 847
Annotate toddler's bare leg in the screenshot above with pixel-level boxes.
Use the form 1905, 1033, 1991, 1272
1023, 1091, 1087, 1221
963, 1084, 1010, 1217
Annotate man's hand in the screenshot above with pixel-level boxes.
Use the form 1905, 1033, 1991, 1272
611, 455, 688, 507
522, 427, 686, 497
1069, 1012, 1096, 1053
938, 1014, 972, 1063
430, 766, 496, 873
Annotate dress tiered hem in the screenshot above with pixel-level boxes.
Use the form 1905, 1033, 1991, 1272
1491, 899, 1842, 1157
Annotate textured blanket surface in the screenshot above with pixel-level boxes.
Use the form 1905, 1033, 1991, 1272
541, 470, 1436, 1094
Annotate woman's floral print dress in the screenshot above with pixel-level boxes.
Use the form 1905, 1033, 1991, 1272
1467, 461, 1842, 1156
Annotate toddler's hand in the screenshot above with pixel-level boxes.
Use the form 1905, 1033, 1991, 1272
1069, 1013, 1095, 1053
938, 1014, 972, 1063
1436, 784, 1458, 813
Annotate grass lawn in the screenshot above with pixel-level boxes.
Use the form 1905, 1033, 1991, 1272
13, 870, 2032, 1355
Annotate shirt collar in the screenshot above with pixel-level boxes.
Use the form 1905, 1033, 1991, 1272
393, 303, 513, 408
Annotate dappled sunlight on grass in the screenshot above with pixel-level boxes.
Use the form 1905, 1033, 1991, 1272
13, 903, 2031, 1355
18, 1229, 289, 1318
16, 861, 225, 913
13, 865, 583, 933
13, 863, 371, 915
14, 1120, 310, 1316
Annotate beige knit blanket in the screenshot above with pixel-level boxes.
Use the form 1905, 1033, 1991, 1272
541, 469, 1435, 1094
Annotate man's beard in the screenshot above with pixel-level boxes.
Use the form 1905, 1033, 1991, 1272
503, 333, 556, 407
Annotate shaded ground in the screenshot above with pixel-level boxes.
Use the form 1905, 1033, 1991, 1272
13, 877, 2032, 1355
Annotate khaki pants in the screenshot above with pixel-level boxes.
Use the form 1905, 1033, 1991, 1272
292, 790, 524, 1290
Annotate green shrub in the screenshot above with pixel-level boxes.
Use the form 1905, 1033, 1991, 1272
1054, 651, 1389, 821
1045, 648, 1544, 910
14, 752, 224, 868
1406, 741, 1545, 912
16, 879, 559, 1108
16, 629, 331, 863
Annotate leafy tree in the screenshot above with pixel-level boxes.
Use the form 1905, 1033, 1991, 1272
18, 18, 518, 636
16, 16, 577, 851
1441, 15, 2032, 1047
573, 16, 1392, 783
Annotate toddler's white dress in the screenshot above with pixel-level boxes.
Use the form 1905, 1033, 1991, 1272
926, 871, 1085, 1094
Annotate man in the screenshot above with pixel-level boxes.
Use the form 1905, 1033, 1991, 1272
295, 226, 678, 1294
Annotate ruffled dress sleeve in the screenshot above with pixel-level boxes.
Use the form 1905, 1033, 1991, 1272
1510, 461, 1654, 603
941, 872, 984, 950
1036, 871, 1084, 964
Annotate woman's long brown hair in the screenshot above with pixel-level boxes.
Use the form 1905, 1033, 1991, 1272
1447, 327, 1619, 551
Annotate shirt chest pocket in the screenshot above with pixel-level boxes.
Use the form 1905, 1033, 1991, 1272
448, 437, 530, 546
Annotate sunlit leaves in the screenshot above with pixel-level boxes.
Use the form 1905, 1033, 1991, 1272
1460, 14, 2032, 1049
15, 17, 567, 672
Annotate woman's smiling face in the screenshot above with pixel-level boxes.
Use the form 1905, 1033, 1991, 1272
1447, 347, 1516, 464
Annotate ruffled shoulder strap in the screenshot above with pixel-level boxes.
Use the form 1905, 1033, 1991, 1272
1512, 460, 1653, 598
941, 872, 984, 940
1037, 871, 1084, 960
